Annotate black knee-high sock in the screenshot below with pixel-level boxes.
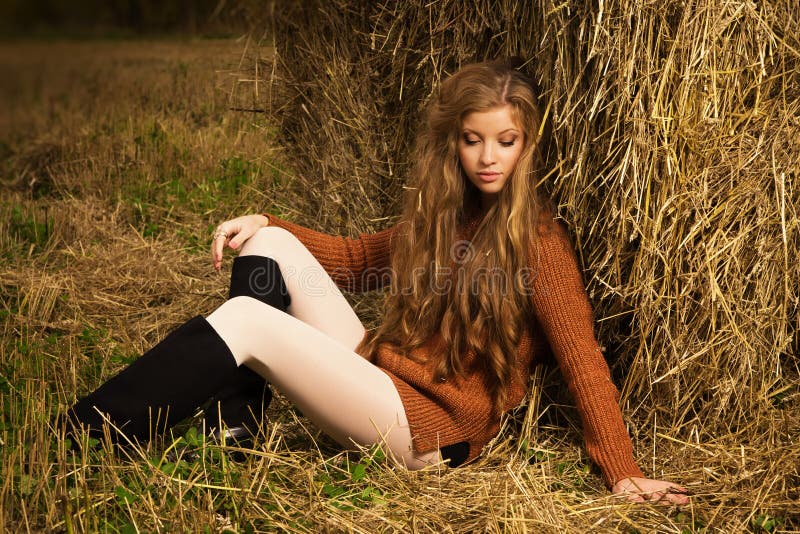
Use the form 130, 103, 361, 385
67, 315, 240, 443
228, 255, 291, 309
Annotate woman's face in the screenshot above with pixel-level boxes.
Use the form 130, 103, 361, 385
457, 104, 524, 207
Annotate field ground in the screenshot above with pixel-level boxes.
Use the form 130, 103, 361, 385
0, 39, 797, 532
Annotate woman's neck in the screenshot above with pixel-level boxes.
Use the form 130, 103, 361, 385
480, 192, 498, 211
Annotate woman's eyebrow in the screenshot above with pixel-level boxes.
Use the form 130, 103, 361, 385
461, 128, 520, 134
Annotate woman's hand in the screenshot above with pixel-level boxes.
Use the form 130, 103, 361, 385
211, 214, 269, 271
612, 476, 689, 505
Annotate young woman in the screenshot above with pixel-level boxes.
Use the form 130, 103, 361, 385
67, 61, 687, 504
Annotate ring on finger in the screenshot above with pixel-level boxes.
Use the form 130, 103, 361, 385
213, 230, 228, 240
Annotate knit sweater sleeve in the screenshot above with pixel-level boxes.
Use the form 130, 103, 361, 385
528, 215, 644, 488
262, 213, 397, 293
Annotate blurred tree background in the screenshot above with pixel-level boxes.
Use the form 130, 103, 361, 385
0, 0, 256, 38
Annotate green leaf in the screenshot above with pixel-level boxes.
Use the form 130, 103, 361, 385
114, 485, 138, 505
369, 445, 386, 464
160, 462, 176, 475
752, 514, 782, 533
350, 463, 367, 482
323, 483, 345, 498
184, 426, 202, 447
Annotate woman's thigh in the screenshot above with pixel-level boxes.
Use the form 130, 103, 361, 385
206, 296, 441, 470
236, 226, 365, 351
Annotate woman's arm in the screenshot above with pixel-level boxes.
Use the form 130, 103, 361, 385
263, 213, 398, 293
211, 213, 398, 292
527, 215, 687, 503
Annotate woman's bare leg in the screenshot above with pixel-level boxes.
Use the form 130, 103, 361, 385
235, 226, 365, 350
206, 297, 440, 470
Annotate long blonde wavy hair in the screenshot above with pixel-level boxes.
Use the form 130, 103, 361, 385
358, 61, 548, 413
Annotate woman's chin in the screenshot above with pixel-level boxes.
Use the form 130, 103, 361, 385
475, 182, 506, 197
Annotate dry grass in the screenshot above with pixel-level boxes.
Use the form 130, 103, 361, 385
0, 1, 798, 530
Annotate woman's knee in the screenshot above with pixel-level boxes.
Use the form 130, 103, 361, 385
207, 296, 281, 363
237, 225, 301, 260
222, 295, 286, 332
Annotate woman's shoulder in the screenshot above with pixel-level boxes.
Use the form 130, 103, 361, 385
528, 204, 582, 269
532, 203, 571, 242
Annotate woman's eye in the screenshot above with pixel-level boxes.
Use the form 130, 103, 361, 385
463, 136, 480, 146
499, 140, 516, 147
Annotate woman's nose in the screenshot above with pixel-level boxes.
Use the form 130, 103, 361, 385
480, 144, 495, 165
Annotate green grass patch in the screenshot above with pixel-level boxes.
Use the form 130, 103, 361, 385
3, 203, 53, 254
118, 156, 262, 239
315, 445, 388, 511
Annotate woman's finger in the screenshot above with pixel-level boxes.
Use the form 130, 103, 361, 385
643, 485, 689, 505
663, 486, 690, 505
228, 216, 263, 250
228, 227, 248, 250
212, 225, 232, 270
645, 490, 665, 502
625, 492, 645, 503
665, 492, 690, 505
211, 215, 265, 269
212, 234, 223, 269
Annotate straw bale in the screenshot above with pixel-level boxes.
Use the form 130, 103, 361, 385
263, 0, 799, 436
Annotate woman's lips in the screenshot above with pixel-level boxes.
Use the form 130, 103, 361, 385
477, 171, 501, 183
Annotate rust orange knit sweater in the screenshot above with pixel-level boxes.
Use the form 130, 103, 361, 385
264, 209, 645, 487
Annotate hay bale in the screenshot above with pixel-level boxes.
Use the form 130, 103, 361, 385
262, 0, 799, 438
